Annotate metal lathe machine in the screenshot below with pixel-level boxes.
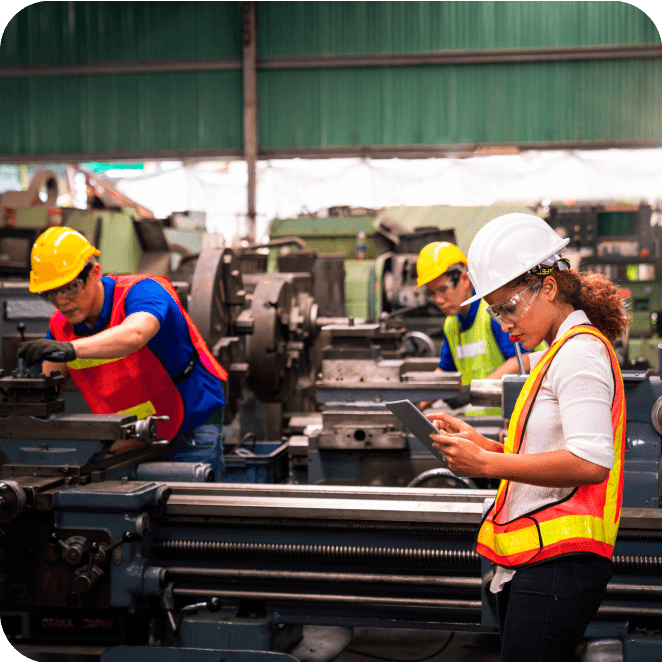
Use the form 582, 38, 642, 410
0, 246, 660, 661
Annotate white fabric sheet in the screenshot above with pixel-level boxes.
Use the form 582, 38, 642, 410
113, 149, 662, 245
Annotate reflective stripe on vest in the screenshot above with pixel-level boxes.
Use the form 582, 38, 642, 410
475, 324, 626, 568
444, 299, 505, 415
67, 356, 125, 370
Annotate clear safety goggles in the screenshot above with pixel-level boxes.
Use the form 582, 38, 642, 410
40, 263, 92, 304
486, 282, 542, 325
427, 271, 461, 301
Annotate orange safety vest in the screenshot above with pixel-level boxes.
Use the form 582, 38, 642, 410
50, 275, 228, 443
476, 324, 626, 568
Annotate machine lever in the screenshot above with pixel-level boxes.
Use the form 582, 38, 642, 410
103, 531, 141, 555
166, 595, 222, 634
180, 597, 222, 615
55, 535, 88, 565
74, 542, 103, 593
161, 583, 179, 633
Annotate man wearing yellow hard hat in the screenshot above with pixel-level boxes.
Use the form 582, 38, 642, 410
18, 226, 228, 479
417, 241, 540, 414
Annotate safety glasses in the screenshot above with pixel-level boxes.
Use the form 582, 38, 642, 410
486, 282, 542, 325
39, 263, 93, 304
427, 271, 461, 301
40, 278, 86, 304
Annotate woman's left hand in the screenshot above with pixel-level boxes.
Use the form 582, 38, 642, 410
429, 416, 491, 477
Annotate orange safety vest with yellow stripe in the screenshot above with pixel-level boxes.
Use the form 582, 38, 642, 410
49, 275, 228, 443
476, 324, 626, 568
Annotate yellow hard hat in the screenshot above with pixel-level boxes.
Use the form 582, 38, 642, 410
416, 242, 467, 288
30, 227, 100, 293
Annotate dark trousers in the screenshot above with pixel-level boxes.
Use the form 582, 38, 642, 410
496, 554, 612, 662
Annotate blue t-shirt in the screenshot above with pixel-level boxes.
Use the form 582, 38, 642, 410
48, 276, 225, 434
438, 296, 528, 372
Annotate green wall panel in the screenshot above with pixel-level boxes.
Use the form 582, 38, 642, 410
258, 59, 662, 148
0, 1, 242, 65
257, 1, 660, 56
0, 71, 243, 154
0, 1, 660, 157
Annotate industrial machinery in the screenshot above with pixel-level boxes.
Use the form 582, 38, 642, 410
284, 318, 517, 489
548, 203, 662, 369
268, 205, 538, 325
0, 349, 661, 661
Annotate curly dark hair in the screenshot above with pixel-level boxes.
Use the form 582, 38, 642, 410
509, 269, 630, 342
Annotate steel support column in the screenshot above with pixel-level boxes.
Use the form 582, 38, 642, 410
241, 1, 258, 244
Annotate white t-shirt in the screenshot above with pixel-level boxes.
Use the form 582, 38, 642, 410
490, 309, 615, 593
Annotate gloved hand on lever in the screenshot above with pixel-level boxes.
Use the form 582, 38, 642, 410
18, 339, 76, 365
442, 384, 471, 409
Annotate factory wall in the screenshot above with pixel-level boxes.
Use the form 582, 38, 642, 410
0, 1, 660, 160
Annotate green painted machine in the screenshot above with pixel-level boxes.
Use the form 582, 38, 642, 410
268, 205, 538, 340
268, 215, 387, 318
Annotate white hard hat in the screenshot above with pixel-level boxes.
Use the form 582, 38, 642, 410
463, 213, 570, 305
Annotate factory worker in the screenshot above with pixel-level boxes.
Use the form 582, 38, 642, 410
18, 227, 227, 480
416, 241, 540, 414
429, 213, 628, 661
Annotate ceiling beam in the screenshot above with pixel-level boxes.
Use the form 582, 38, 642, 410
2, 45, 660, 78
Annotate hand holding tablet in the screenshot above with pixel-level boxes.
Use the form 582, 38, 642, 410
384, 399, 449, 467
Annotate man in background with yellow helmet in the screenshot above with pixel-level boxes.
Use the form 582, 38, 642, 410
17, 226, 228, 479
417, 241, 539, 414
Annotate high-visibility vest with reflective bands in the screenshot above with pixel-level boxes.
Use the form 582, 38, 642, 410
444, 299, 507, 415
49, 275, 228, 443
476, 324, 625, 568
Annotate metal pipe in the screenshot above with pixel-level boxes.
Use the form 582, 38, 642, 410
166, 568, 662, 597
598, 604, 662, 617
172, 587, 482, 611
514, 342, 526, 375
242, 0, 258, 244
257, 45, 662, 69
257, 140, 662, 160
469, 379, 503, 408
166, 567, 481, 588
2, 45, 660, 78
170, 586, 662, 618
605, 583, 662, 597
4, 141, 662, 166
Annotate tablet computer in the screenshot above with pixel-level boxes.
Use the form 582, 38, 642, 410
384, 399, 448, 467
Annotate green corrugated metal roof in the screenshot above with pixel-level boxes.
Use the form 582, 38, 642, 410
258, 58, 662, 148
0, 1, 242, 65
374, 205, 541, 254
257, 1, 660, 56
0, 70, 243, 153
5, 1, 656, 67
1, 2, 660, 157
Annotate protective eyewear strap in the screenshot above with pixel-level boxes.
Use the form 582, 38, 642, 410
529, 258, 570, 276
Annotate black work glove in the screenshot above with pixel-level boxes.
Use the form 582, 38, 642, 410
443, 385, 471, 409
18, 339, 76, 365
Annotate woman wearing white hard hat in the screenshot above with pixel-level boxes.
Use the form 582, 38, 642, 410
429, 213, 629, 661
